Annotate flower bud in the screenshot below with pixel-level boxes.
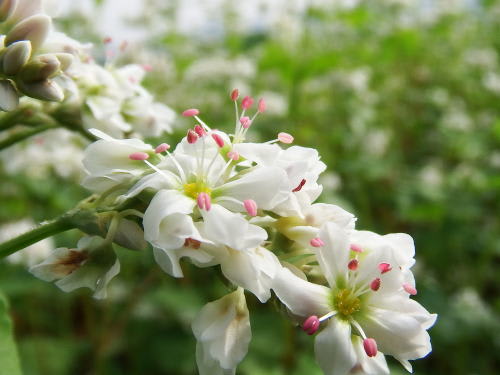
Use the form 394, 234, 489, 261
0, 79, 19, 111
5, 14, 51, 51
0, 0, 17, 22
54, 52, 74, 71
2, 40, 31, 75
19, 54, 61, 82
17, 79, 64, 102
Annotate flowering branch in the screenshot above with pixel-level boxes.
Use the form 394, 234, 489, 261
0, 122, 57, 150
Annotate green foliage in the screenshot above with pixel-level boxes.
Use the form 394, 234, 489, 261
0, 291, 22, 375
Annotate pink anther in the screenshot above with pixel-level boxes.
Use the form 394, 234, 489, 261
243, 199, 258, 217
211, 133, 225, 148
350, 244, 363, 253
194, 124, 206, 137
292, 178, 306, 192
363, 338, 378, 357
348, 259, 359, 271
129, 152, 149, 160
378, 263, 392, 274
155, 143, 170, 153
182, 108, 200, 117
227, 150, 240, 161
103, 36, 112, 44
258, 98, 266, 113
187, 130, 199, 144
197, 192, 211, 211
184, 238, 201, 249
403, 283, 417, 295
278, 132, 294, 144
310, 238, 325, 247
370, 278, 381, 292
231, 88, 239, 101
241, 96, 254, 110
142, 64, 153, 72
240, 116, 251, 129
303, 315, 320, 335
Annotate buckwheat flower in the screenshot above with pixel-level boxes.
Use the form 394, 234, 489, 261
30, 236, 120, 299
273, 222, 436, 375
192, 288, 251, 375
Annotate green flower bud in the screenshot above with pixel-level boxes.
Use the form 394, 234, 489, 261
5, 14, 51, 51
54, 52, 73, 71
0, 0, 18, 22
17, 79, 64, 102
19, 53, 60, 82
0, 79, 19, 111
2, 40, 31, 75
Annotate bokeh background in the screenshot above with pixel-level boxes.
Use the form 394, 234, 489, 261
1, 0, 499, 374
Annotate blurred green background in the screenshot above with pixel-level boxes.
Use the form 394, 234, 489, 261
1, 0, 499, 374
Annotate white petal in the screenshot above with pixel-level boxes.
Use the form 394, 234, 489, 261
153, 246, 213, 278
233, 142, 283, 165
351, 335, 389, 375
316, 222, 351, 286
314, 319, 357, 375
272, 267, 330, 317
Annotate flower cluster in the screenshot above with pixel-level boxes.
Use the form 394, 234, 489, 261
31, 90, 436, 375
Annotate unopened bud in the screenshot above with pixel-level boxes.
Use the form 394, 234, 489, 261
54, 53, 74, 71
2, 40, 31, 75
0, 0, 17, 22
0, 79, 19, 111
17, 79, 64, 102
5, 14, 51, 51
20, 54, 61, 82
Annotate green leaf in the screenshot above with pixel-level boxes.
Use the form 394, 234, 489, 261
0, 291, 22, 375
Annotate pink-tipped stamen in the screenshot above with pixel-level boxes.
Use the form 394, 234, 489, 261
278, 132, 294, 144
350, 244, 363, 253
187, 130, 199, 144
292, 178, 306, 192
184, 238, 201, 249
310, 238, 325, 247
241, 96, 254, 110
182, 108, 200, 117
231, 89, 239, 101
378, 263, 392, 274
303, 315, 320, 335
211, 133, 225, 148
197, 192, 211, 211
103, 36, 112, 44
363, 338, 378, 357
348, 259, 359, 271
240, 116, 251, 129
370, 278, 381, 291
129, 152, 149, 160
403, 283, 417, 295
243, 199, 258, 217
258, 98, 266, 113
227, 150, 240, 161
142, 64, 153, 72
194, 124, 206, 137
155, 143, 170, 153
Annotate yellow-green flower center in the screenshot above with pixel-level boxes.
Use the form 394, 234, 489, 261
332, 288, 361, 319
183, 182, 211, 199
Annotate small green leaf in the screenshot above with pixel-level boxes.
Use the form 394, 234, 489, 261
0, 290, 22, 375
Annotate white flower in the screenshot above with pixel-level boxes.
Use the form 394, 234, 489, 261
30, 236, 120, 299
273, 222, 436, 375
192, 288, 251, 375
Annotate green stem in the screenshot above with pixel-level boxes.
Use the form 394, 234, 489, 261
0, 217, 75, 259
0, 123, 57, 150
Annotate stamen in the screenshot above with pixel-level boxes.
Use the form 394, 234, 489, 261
182, 108, 200, 117
258, 98, 266, 113
242, 96, 254, 110
243, 199, 258, 217
142, 64, 153, 72
350, 244, 363, 253
197, 192, 211, 211
240, 116, 251, 129
302, 315, 320, 335
194, 124, 206, 137
211, 133, 224, 148
370, 278, 381, 291
231, 88, 239, 101
292, 179, 306, 192
402, 283, 417, 295
348, 259, 359, 271
187, 130, 199, 144
378, 263, 392, 274
227, 150, 240, 160
129, 152, 149, 160
310, 238, 324, 247
155, 143, 170, 153
184, 238, 201, 249
363, 338, 378, 357
278, 132, 294, 144
103, 36, 112, 44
